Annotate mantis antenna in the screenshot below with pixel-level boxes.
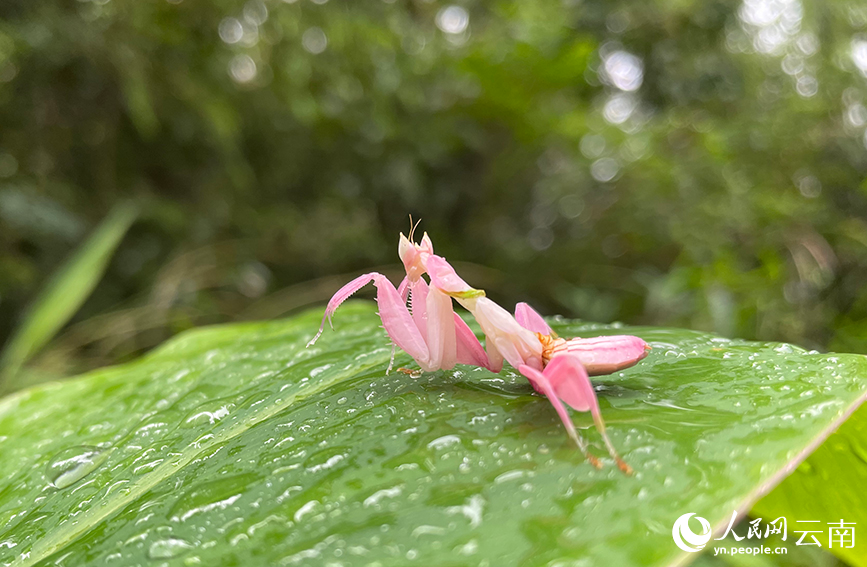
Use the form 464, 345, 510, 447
408, 214, 422, 241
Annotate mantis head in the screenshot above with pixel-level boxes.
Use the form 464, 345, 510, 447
398, 222, 434, 281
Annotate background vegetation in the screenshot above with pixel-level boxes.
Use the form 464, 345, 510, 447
1, 0, 867, 389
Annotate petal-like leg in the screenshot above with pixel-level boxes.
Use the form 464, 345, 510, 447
543, 355, 632, 474
373, 274, 432, 368
307, 272, 432, 371
485, 338, 505, 374
494, 336, 525, 371
518, 363, 602, 469
409, 278, 429, 346
425, 286, 457, 370
453, 312, 498, 371
558, 335, 651, 376
515, 302, 552, 335
385, 276, 409, 376
388, 277, 411, 375
308, 272, 383, 347
407, 278, 458, 371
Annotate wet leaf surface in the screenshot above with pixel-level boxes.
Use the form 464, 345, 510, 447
0, 302, 865, 567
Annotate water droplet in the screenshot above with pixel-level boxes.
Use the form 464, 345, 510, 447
182, 399, 235, 428
427, 435, 461, 451
169, 474, 256, 522
45, 445, 108, 489
148, 537, 193, 559
363, 486, 402, 508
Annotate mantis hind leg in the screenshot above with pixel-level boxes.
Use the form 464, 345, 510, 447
518, 363, 603, 469
542, 355, 633, 474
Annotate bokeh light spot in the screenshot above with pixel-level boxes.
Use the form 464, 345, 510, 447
591, 158, 620, 182
436, 6, 470, 35
229, 54, 257, 83
219, 18, 244, 44
602, 50, 643, 92
302, 27, 328, 54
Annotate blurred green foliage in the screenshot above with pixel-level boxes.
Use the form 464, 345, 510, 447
2, 0, 867, 384
0, 202, 135, 386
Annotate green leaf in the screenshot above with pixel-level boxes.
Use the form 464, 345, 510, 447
0, 302, 865, 566
752, 404, 867, 567
0, 203, 137, 381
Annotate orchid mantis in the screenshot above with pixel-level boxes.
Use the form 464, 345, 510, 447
307, 224, 650, 473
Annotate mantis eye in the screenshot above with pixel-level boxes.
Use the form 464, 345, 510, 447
398, 233, 414, 263
420, 232, 434, 254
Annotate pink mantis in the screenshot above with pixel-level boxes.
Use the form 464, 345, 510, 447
307, 225, 650, 473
